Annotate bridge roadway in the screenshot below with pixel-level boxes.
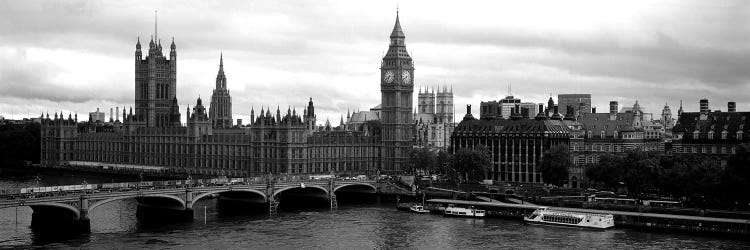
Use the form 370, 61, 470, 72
0, 179, 392, 233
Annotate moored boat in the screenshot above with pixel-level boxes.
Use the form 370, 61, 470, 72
443, 206, 485, 217
524, 207, 614, 229
410, 204, 430, 213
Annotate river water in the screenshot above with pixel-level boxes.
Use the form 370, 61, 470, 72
1, 173, 749, 249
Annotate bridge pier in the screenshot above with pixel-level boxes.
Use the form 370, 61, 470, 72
30, 204, 91, 234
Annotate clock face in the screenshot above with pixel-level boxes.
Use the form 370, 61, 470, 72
401, 71, 411, 84
384, 70, 395, 83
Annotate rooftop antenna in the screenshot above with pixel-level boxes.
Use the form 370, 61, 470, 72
154, 10, 158, 42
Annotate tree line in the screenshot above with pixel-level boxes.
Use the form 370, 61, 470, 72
0, 123, 41, 168
586, 144, 750, 209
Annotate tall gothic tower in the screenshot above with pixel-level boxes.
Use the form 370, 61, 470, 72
380, 12, 414, 172
210, 53, 233, 128
134, 15, 180, 127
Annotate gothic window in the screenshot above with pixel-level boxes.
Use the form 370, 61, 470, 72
738, 131, 744, 140
708, 131, 714, 140
600, 131, 605, 138
693, 130, 700, 139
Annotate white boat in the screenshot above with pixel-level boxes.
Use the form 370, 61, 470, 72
524, 207, 614, 229
443, 206, 485, 217
409, 205, 430, 213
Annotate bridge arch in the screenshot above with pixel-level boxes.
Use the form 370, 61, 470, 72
273, 184, 329, 198
29, 202, 80, 219
89, 194, 186, 213
333, 183, 377, 193
189, 189, 267, 209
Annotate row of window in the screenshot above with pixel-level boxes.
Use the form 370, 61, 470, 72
692, 130, 744, 140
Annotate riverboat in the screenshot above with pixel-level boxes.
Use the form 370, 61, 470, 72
524, 207, 614, 229
444, 206, 485, 217
410, 205, 430, 213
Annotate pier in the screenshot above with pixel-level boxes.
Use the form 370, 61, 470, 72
412, 199, 750, 237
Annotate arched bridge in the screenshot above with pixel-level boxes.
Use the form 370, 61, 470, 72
0, 178, 391, 233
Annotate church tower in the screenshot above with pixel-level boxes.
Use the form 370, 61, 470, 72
418, 86, 435, 115
209, 53, 233, 128
134, 13, 180, 127
436, 85, 454, 123
661, 103, 673, 130
380, 11, 414, 172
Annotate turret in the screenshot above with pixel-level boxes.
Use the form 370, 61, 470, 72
135, 37, 142, 60
170, 37, 176, 60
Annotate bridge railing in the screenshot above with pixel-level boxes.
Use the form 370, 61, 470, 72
0, 175, 378, 203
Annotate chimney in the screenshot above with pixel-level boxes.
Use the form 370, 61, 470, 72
609, 101, 618, 114
728, 102, 736, 112
592, 106, 597, 113
700, 99, 709, 113
463, 104, 476, 120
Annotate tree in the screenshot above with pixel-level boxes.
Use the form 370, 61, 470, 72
586, 153, 626, 189
723, 143, 750, 206
436, 150, 452, 175
405, 147, 437, 174
0, 123, 40, 168
452, 145, 491, 182
539, 144, 572, 186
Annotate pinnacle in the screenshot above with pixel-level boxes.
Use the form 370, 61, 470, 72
390, 12, 405, 38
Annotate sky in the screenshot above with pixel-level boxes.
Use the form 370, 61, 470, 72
1, 0, 750, 124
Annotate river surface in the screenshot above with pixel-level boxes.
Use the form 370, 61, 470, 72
1, 173, 749, 249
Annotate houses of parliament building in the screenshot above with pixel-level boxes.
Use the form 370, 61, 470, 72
40, 13, 417, 177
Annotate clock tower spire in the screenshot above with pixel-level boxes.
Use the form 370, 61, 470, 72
380, 10, 414, 173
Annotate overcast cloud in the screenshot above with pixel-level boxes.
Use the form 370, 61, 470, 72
1, 0, 749, 123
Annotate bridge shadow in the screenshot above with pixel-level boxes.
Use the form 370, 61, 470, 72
335, 185, 379, 206
215, 191, 268, 216
277, 187, 329, 212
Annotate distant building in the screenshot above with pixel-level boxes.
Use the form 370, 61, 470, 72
672, 100, 749, 168
452, 104, 570, 183
480, 95, 521, 119
558, 94, 591, 116
89, 108, 105, 123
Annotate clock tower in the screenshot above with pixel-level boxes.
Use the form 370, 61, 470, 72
380, 11, 414, 173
